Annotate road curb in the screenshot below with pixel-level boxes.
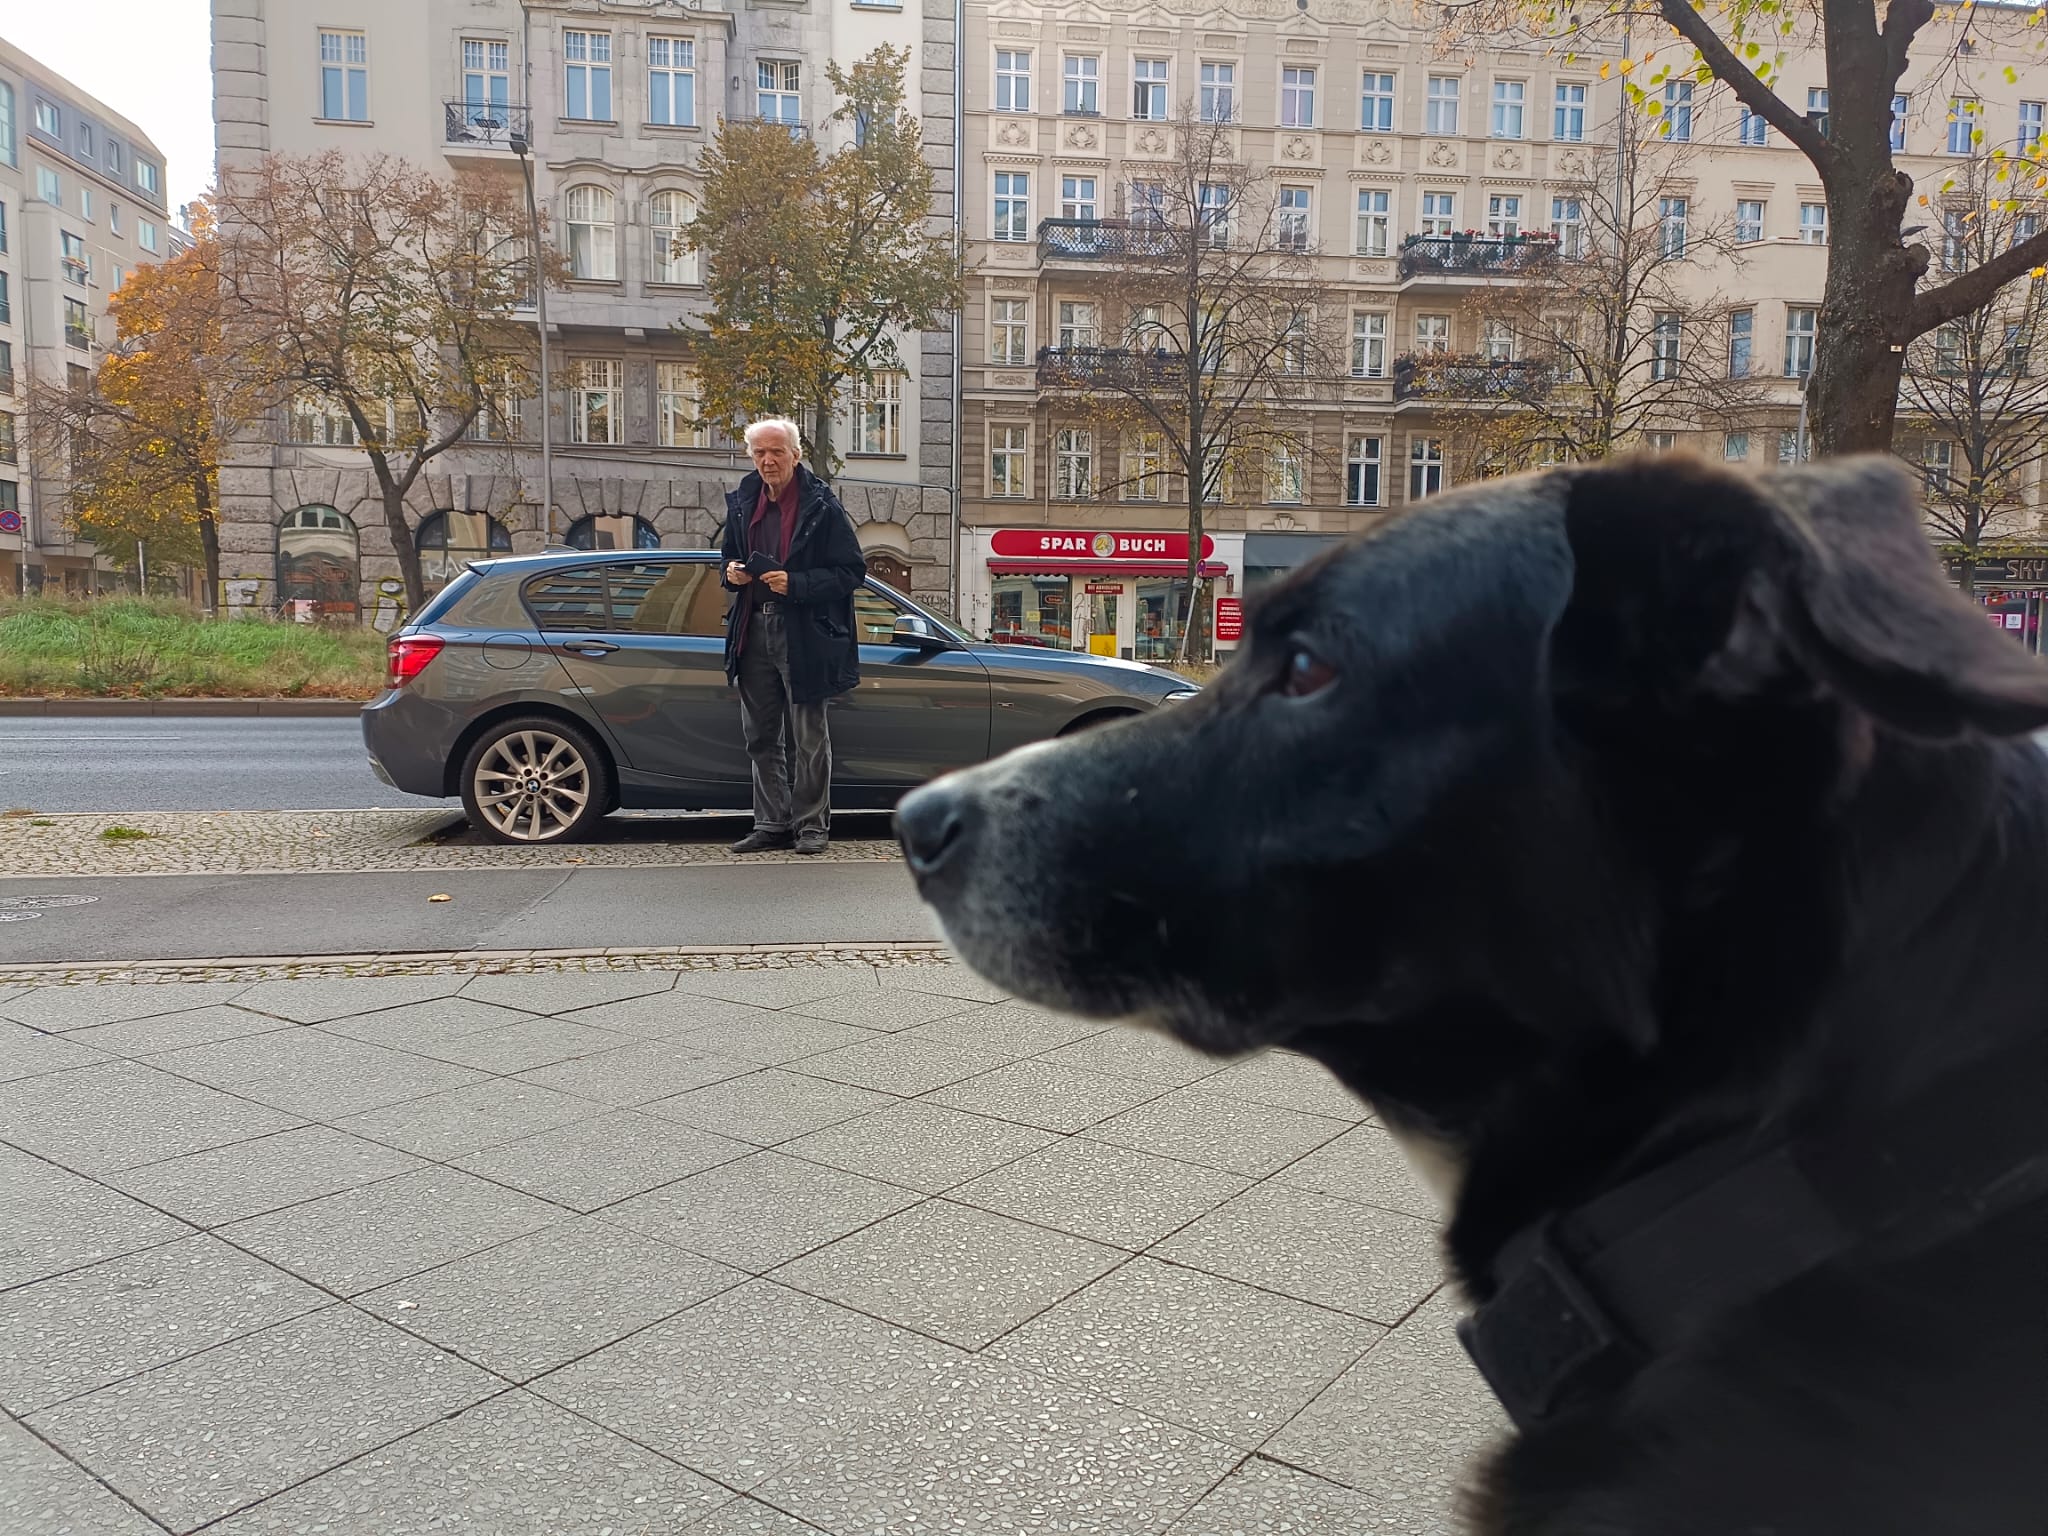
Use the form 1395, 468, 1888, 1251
0, 697, 366, 718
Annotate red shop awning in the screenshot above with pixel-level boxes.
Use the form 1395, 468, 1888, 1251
987, 559, 1230, 577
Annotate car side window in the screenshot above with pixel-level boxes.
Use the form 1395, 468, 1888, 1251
851, 584, 903, 645
523, 567, 611, 632
609, 561, 727, 637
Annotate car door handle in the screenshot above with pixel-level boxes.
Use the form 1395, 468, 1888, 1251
559, 640, 620, 656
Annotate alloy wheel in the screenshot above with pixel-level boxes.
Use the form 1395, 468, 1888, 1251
472, 729, 592, 842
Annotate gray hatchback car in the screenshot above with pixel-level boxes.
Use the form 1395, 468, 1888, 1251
362, 549, 1201, 844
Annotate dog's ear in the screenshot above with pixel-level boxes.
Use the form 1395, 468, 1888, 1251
1554, 454, 2048, 739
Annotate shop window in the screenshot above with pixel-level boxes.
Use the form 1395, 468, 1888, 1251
1134, 578, 1193, 662
565, 514, 660, 551
278, 505, 360, 619
416, 509, 512, 594
990, 575, 1071, 647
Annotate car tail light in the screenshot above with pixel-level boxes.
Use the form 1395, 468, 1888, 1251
386, 634, 445, 690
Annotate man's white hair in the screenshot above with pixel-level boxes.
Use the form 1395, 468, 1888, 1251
744, 417, 804, 457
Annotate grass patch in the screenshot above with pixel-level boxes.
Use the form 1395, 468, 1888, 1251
0, 597, 387, 699
99, 825, 153, 842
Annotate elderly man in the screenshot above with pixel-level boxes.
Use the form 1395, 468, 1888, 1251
721, 417, 868, 855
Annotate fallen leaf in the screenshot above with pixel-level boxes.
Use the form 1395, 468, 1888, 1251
429, 893, 453, 903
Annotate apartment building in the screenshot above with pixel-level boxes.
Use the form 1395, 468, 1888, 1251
0, 35, 177, 595
211, 0, 959, 622
958, 0, 2048, 656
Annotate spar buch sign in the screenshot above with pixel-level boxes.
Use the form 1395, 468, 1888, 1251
990, 530, 1218, 561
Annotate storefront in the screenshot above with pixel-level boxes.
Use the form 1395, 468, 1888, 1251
962, 527, 1245, 661
1948, 553, 2048, 655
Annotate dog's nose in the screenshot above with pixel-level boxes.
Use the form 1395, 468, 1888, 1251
896, 781, 976, 882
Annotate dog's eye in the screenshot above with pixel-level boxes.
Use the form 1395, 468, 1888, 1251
1282, 646, 1338, 698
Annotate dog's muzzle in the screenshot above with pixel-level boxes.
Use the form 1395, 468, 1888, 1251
896, 779, 976, 895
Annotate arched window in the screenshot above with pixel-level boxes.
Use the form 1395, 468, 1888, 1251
416, 510, 513, 594
565, 514, 661, 551
649, 190, 699, 284
564, 184, 617, 280
278, 505, 360, 619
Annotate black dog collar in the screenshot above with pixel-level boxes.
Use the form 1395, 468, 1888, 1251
1461, 1029, 2048, 1429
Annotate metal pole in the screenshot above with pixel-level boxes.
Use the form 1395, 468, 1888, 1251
137, 540, 146, 595
511, 134, 555, 543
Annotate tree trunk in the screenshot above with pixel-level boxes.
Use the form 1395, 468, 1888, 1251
379, 475, 426, 612
1807, 169, 1923, 456
194, 476, 221, 617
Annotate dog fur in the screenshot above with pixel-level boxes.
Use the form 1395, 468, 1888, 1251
897, 454, 2048, 1535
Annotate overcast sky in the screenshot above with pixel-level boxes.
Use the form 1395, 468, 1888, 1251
8, 1, 215, 217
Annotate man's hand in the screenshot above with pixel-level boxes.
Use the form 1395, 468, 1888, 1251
726, 561, 752, 585
761, 570, 791, 595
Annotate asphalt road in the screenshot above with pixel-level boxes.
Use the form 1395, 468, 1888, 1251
0, 861, 936, 964
0, 717, 438, 813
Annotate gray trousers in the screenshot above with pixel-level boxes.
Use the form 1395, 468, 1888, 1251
737, 606, 831, 836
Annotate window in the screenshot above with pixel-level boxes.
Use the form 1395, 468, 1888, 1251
64, 297, 90, 350
1345, 436, 1384, 506
1060, 175, 1097, 221
137, 161, 159, 196
654, 363, 706, 447
1554, 82, 1586, 142
1278, 308, 1310, 373
2022, 100, 2045, 154
1893, 93, 1911, 152
1409, 438, 1445, 499
61, 230, 88, 285
990, 424, 1027, 496
1942, 210, 1972, 270
1063, 55, 1100, 115
1421, 191, 1455, 237
1492, 80, 1525, 139
648, 38, 696, 126
994, 172, 1029, 241
1415, 313, 1451, 353
1200, 62, 1235, 123
1950, 98, 1980, 155
1662, 80, 1693, 140
1127, 304, 1167, 350
78, 187, 91, 221
758, 61, 800, 126
1724, 432, 1749, 462
565, 30, 613, 120
2007, 321, 2033, 376
1736, 199, 1764, 244
1483, 320, 1515, 361
990, 298, 1028, 364
1129, 181, 1165, 231
277, 506, 361, 614
1650, 312, 1682, 381
1426, 76, 1461, 135
995, 51, 1032, 113
564, 186, 617, 279
1728, 308, 1754, 377
1779, 429, 1804, 464
287, 394, 357, 446
35, 99, 60, 136
1551, 196, 1583, 257
469, 365, 523, 442
0, 482, 15, 515
37, 166, 59, 204
0, 200, 7, 255
649, 190, 698, 283
1282, 68, 1317, 128
1279, 187, 1312, 250
569, 523, 668, 563
1934, 320, 1965, 373
852, 372, 904, 455
1356, 189, 1390, 256
1659, 196, 1687, 257
570, 359, 622, 444
1268, 443, 1305, 503
462, 38, 511, 128
108, 201, 120, 236
1644, 431, 1677, 453
1738, 105, 1768, 146
1054, 427, 1093, 498
0, 412, 13, 463
1800, 202, 1827, 245
0, 82, 13, 168
0, 274, 8, 326
107, 141, 121, 176
1362, 72, 1395, 131
1351, 312, 1387, 377
1199, 183, 1230, 247
1785, 307, 1817, 377
1921, 439, 1953, 495
1487, 194, 1521, 238
2017, 212, 2041, 247
1126, 431, 1168, 500
319, 29, 369, 121
1056, 300, 1098, 349
1134, 58, 1169, 120
522, 564, 613, 633
137, 218, 159, 254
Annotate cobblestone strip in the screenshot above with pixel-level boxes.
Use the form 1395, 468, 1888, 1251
0, 941, 958, 988
0, 809, 901, 876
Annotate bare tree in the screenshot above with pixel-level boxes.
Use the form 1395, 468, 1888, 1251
1897, 158, 2048, 597
1034, 109, 1340, 661
1443, 109, 1765, 472
213, 152, 561, 608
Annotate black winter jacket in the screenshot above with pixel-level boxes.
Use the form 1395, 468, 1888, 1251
719, 465, 867, 703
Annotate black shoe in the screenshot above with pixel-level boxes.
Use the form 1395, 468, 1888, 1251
730, 829, 794, 854
793, 830, 829, 856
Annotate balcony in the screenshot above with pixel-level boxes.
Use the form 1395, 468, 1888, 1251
1037, 345, 1186, 389
1395, 233, 1560, 282
1393, 354, 1552, 401
443, 101, 534, 151
735, 115, 808, 138
1037, 217, 1175, 263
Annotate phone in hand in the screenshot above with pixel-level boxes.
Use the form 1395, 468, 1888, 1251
743, 552, 783, 578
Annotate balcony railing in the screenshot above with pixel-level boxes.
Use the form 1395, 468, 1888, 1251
1393, 354, 1553, 400
443, 101, 534, 149
736, 115, 808, 138
1037, 345, 1186, 389
1395, 233, 1561, 280
1037, 217, 1178, 263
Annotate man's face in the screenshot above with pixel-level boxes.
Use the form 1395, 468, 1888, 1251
750, 430, 796, 490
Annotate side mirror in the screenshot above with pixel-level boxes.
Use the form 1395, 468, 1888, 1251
891, 614, 949, 650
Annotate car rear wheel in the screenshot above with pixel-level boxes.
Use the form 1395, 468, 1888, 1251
460, 717, 613, 845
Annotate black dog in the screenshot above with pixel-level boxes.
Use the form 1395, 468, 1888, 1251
898, 455, 2048, 1534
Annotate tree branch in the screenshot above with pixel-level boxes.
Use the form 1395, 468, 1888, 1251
1910, 231, 2048, 336
1654, 0, 1834, 168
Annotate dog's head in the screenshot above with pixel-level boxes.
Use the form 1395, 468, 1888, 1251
900, 456, 2048, 1071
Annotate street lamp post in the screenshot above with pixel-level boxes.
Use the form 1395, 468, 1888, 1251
509, 127, 555, 544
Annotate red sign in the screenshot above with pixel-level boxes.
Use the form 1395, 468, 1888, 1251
991, 529, 1216, 561
1214, 597, 1244, 642
1083, 582, 1123, 594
